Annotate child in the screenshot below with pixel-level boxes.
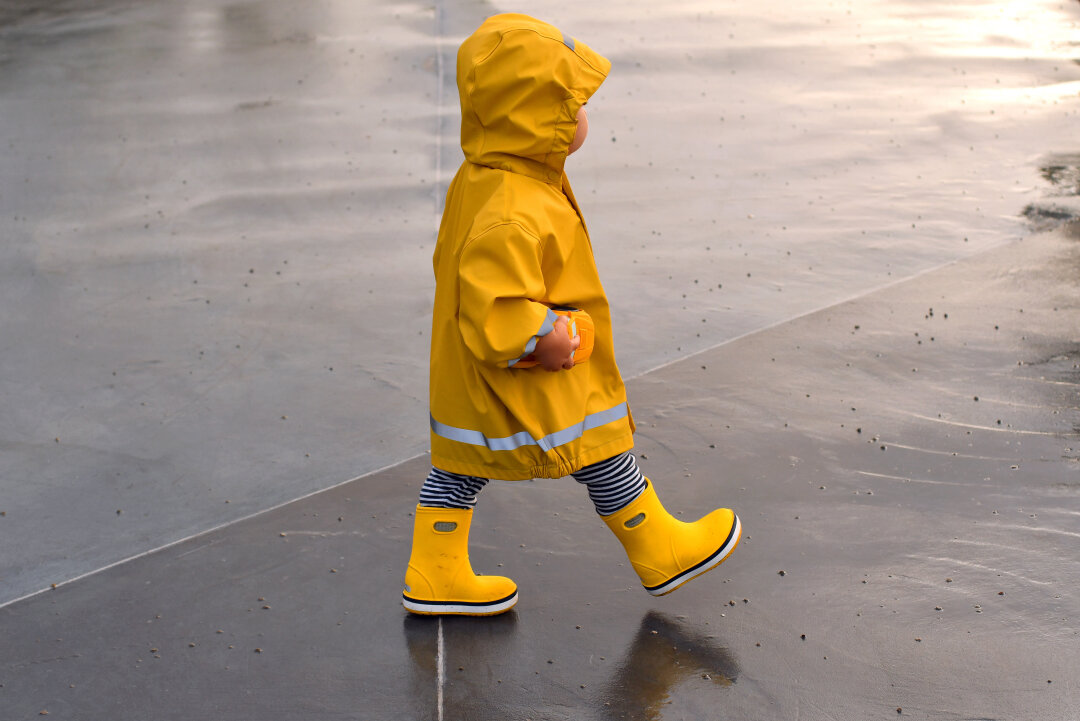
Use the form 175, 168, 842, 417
402, 14, 741, 616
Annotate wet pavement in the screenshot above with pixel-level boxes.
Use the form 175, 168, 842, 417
2, 225, 1078, 719
2, 0, 1080, 718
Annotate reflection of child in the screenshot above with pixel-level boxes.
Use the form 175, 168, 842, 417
403, 14, 741, 616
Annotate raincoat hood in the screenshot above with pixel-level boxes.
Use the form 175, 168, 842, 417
456, 14, 612, 183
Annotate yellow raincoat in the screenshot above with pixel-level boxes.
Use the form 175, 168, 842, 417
429, 14, 635, 480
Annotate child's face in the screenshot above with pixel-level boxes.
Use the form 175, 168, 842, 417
567, 106, 589, 156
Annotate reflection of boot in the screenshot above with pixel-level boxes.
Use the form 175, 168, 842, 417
402, 506, 518, 615
604, 611, 739, 721
402, 614, 439, 676
402, 613, 520, 674
603, 480, 741, 596
403, 612, 520, 720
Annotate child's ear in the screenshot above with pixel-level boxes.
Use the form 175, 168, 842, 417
567, 106, 589, 156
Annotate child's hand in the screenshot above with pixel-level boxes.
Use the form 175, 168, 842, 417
533, 316, 581, 371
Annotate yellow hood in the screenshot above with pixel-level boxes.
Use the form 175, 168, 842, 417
456, 14, 612, 183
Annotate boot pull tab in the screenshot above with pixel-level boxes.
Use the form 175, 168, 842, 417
624, 512, 646, 529
433, 521, 458, 533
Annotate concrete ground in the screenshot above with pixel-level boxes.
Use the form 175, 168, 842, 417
2, 0, 1079, 719
3, 225, 1078, 720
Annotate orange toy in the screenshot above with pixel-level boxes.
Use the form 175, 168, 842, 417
514, 307, 594, 368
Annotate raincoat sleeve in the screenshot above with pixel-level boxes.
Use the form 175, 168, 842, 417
457, 222, 558, 368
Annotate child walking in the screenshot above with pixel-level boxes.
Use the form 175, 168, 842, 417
403, 14, 741, 615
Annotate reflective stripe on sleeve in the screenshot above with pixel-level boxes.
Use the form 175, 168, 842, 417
431, 401, 628, 453
508, 308, 559, 368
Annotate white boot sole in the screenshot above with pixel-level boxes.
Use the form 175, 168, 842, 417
402, 590, 518, 616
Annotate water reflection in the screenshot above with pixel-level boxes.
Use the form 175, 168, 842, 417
601, 611, 739, 721
0, 0, 111, 28
402, 612, 519, 720
403, 610, 736, 720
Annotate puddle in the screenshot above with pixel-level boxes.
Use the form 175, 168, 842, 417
1039, 153, 1080, 197
1022, 153, 1080, 232
1021, 202, 1080, 231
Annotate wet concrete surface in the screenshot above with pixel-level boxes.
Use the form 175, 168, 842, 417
2, 0, 1080, 718
2, 227, 1078, 719
3, 0, 1080, 604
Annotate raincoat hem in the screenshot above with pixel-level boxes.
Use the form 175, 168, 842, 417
431, 433, 635, 481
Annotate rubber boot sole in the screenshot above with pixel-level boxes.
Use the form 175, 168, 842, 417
402, 590, 519, 616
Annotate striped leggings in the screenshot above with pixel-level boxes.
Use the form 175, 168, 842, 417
418, 451, 648, 516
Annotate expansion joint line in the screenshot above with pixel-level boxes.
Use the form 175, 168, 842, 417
437, 617, 446, 721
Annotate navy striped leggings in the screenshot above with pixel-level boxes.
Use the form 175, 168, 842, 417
418, 451, 648, 516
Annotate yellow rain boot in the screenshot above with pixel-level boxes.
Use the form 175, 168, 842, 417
402, 506, 518, 616
603, 480, 741, 596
